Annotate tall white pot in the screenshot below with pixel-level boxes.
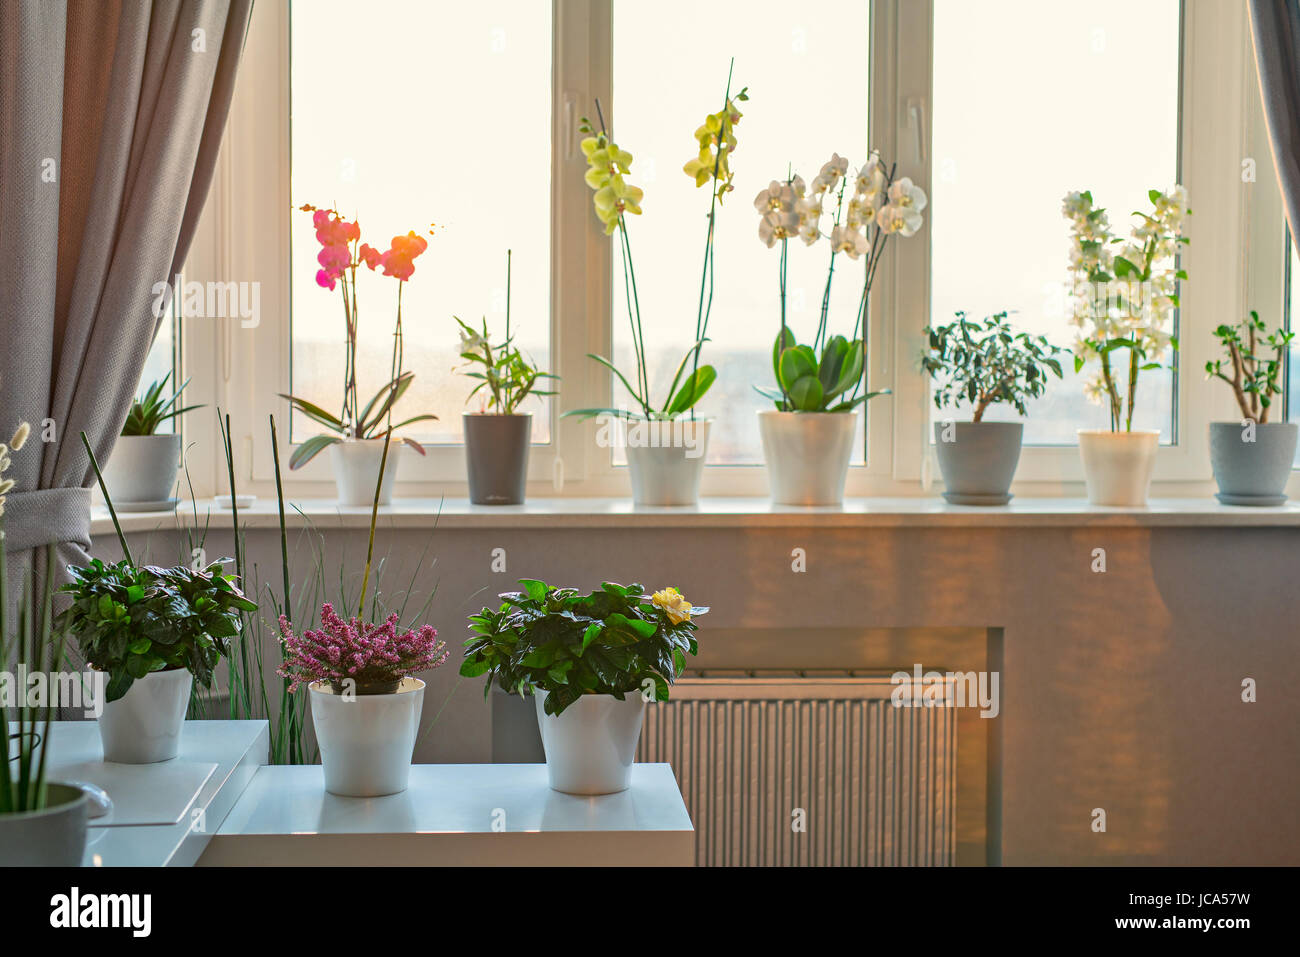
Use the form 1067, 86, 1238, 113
624, 419, 711, 506
1077, 430, 1159, 506
309, 678, 425, 797
101, 434, 182, 503
328, 437, 402, 506
757, 410, 858, 506
535, 691, 646, 795
97, 667, 193, 764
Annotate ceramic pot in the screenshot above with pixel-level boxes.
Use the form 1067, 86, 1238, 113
757, 410, 857, 506
1209, 421, 1297, 505
309, 677, 425, 797
464, 412, 531, 505
328, 437, 402, 506
534, 691, 646, 795
624, 418, 711, 506
933, 421, 1023, 505
0, 783, 89, 866
101, 434, 181, 504
97, 667, 192, 764
1077, 429, 1159, 506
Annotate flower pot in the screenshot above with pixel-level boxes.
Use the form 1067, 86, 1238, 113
328, 437, 402, 506
309, 677, 425, 797
534, 691, 646, 795
624, 418, 711, 506
0, 783, 89, 866
757, 410, 858, 506
1077, 429, 1160, 506
464, 412, 531, 505
97, 667, 193, 764
1209, 421, 1298, 505
101, 434, 181, 504
933, 421, 1023, 505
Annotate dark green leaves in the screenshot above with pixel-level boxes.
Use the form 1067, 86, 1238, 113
121, 373, 203, 436
769, 331, 880, 412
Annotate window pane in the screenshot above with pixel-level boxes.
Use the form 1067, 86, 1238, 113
290, 0, 552, 445
137, 310, 176, 434
931, 0, 1180, 444
612, 1, 870, 465
1288, 238, 1299, 465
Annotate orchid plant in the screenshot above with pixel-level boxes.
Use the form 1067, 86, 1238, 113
1063, 187, 1190, 432
282, 205, 439, 468
754, 151, 925, 412
565, 67, 748, 422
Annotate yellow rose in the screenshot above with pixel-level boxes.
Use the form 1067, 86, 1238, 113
652, 587, 692, 625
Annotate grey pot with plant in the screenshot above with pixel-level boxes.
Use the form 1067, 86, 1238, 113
921, 311, 1064, 505
457, 252, 557, 505
101, 374, 201, 508
1205, 311, 1297, 505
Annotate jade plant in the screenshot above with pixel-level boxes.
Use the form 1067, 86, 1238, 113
1206, 310, 1294, 423
921, 311, 1065, 421
460, 580, 707, 716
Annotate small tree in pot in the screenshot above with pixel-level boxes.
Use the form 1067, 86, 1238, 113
1205, 311, 1296, 504
921, 311, 1064, 505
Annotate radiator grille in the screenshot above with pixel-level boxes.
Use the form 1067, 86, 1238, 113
638, 676, 956, 866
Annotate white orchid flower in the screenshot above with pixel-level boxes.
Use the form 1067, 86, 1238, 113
887, 177, 927, 213
795, 196, 823, 246
829, 224, 869, 259
758, 208, 800, 248
812, 152, 849, 194
876, 203, 923, 237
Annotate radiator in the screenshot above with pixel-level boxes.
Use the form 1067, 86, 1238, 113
638, 675, 957, 866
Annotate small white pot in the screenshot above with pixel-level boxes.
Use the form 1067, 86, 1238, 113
624, 418, 711, 506
1077, 429, 1160, 506
97, 667, 193, 764
758, 410, 858, 506
309, 678, 425, 797
535, 691, 646, 795
101, 434, 181, 503
328, 437, 402, 506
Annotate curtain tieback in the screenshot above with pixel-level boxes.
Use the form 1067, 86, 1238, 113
2, 487, 92, 553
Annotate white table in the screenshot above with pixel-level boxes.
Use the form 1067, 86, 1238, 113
199, 763, 695, 866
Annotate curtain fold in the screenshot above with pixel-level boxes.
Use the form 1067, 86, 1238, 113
1250, 0, 1300, 238
0, 0, 253, 616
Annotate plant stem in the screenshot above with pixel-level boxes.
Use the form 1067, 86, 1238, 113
80, 432, 133, 566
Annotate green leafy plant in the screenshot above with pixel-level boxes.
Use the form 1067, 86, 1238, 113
757, 330, 884, 412
121, 373, 202, 436
1206, 310, 1294, 423
460, 580, 707, 716
921, 311, 1065, 421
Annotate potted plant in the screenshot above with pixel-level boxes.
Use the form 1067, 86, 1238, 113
1205, 310, 1297, 504
461, 580, 707, 795
281, 205, 439, 505
563, 70, 748, 505
55, 434, 258, 763
456, 251, 558, 505
1064, 187, 1189, 505
753, 152, 923, 504
921, 311, 1065, 505
101, 374, 201, 507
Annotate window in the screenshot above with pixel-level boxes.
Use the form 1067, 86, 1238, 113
136, 309, 178, 434
929, 0, 1181, 445
1287, 236, 1300, 463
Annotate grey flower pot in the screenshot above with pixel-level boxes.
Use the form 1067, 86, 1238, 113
464, 413, 531, 505
933, 421, 1023, 505
1209, 421, 1297, 506
0, 782, 89, 866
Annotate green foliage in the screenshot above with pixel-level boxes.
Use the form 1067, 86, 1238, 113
55, 557, 257, 703
455, 316, 557, 414
921, 311, 1065, 421
460, 580, 708, 716
121, 373, 202, 436
755, 330, 886, 412
1206, 310, 1294, 423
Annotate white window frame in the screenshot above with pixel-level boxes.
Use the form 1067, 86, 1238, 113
182, 0, 1271, 500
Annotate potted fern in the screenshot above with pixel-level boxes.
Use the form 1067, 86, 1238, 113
461, 580, 706, 794
1205, 311, 1297, 505
921, 311, 1064, 504
456, 251, 557, 505
101, 374, 201, 508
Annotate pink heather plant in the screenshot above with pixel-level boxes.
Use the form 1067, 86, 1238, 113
277, 603, 448, 693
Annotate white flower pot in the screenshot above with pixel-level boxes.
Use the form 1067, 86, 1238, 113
309, 677, 425, 797
757, 410, 858, 505
624, 418, 711, 506
0, 783, 89, 866
1077, 429, 1160, 506
101, 434, 181, 503
328, 437, 402, 506
535, 691, 646, 795
97, 667, 193, 764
